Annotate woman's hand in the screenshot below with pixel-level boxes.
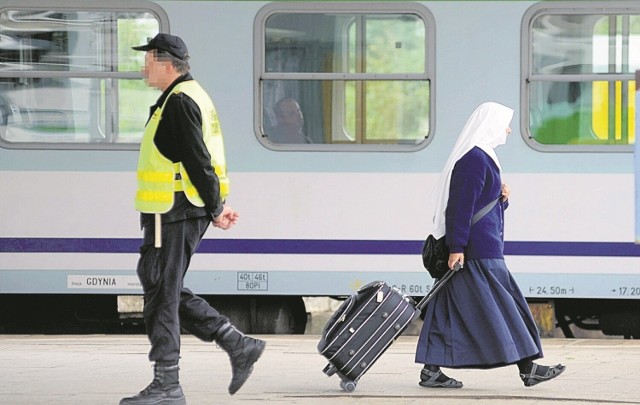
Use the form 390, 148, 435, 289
501, 183, 510, 202
448, 253, 464, 270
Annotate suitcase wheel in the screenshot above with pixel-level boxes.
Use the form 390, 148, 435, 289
340, 379, 357, 392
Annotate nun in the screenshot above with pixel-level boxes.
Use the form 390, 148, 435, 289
415, 102, 565, 388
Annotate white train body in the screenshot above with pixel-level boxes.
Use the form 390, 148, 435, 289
1, 0, 639, 335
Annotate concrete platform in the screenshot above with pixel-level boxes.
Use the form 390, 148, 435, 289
1, 334, 639, 404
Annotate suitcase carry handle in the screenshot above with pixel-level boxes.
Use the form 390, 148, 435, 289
415, 261, 460, 311
357, 280, 384, 294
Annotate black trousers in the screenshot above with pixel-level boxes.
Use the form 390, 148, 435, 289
137, 216, 229, 363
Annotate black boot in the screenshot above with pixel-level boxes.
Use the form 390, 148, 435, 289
120, 362, 186, 405
215, 323, 266, 395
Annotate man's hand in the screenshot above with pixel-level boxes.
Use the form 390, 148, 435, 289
213, 206, 239, 230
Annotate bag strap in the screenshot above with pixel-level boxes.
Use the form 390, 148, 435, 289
470, 197, 500, 226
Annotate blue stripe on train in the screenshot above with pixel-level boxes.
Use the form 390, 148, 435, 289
1, 238, 639, 256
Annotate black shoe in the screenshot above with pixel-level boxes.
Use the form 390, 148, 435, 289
520, 363, 566, 387
120, 363, 186, 405
216, 323, 266, 395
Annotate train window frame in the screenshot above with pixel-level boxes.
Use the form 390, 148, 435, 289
0, 0, 169, 151
521, 1, 639, 152
253, 2, 436, 152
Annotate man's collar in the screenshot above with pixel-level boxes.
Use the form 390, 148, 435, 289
154, 73, 193, 107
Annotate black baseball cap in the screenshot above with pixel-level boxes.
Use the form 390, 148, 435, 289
132, 33, 189, 61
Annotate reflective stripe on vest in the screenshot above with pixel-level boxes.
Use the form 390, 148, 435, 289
135, 80, 229, 214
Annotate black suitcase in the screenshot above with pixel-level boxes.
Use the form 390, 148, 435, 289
317, 266, 456, 392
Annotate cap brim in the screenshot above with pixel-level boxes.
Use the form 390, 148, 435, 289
132, 44, 153, 52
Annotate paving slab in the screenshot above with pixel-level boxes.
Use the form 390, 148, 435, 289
0, 335, 639, 404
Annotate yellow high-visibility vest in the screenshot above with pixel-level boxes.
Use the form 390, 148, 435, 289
135, 80, 229, 214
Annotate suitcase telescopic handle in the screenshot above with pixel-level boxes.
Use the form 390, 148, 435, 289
415, 261, 460, 311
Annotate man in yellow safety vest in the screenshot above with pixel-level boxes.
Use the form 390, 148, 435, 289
121, 33, 265, 405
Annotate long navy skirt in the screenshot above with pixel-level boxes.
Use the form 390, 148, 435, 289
415, 258, 542, 369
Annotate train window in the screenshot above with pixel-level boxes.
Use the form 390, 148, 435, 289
0, 1, 168, 149
254, 3, 435, 150
522, 4, 639, 151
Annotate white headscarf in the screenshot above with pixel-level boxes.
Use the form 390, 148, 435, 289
431, 102, 514, 238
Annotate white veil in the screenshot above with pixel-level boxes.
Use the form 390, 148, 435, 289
431, 102, 514, 238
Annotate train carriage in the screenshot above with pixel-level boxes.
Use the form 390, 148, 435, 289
0, 0, 639, 337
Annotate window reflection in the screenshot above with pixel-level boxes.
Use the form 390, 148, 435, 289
528, 13, 638, 146
0, 9, 160, 146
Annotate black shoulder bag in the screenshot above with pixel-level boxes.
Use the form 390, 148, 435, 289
421, 198, 500, 279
